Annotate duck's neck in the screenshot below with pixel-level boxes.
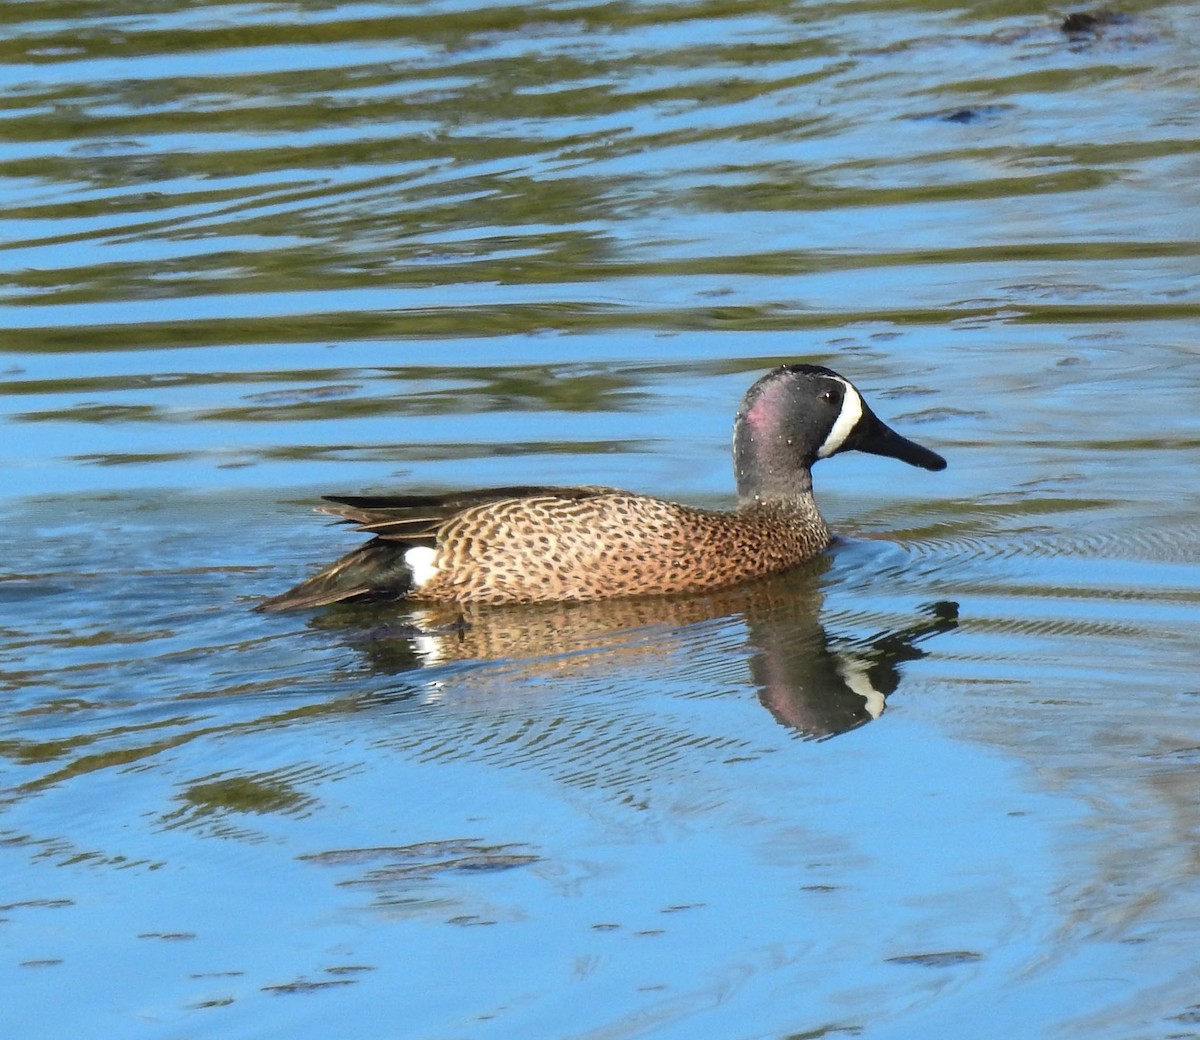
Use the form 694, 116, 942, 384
733, 425, 816, 507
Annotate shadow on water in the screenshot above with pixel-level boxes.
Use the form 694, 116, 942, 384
315, 565, 959, 740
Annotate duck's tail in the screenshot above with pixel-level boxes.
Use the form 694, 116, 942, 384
255, 539, 416, 612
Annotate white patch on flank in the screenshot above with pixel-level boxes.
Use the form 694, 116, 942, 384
815, 377, 864, 459
836, 656, 886, 720
404, 545, 440, 588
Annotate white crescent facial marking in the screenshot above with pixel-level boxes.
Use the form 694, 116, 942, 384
815, 377, 864, 459
404, 545, 440, 588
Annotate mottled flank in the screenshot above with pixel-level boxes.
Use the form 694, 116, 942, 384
423, 492, 830, 603
258, 366, 945, 611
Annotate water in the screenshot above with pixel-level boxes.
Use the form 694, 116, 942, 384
2, 1, 1199, 1037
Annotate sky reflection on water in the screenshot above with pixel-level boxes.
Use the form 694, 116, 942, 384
2, 1, 1200, 1038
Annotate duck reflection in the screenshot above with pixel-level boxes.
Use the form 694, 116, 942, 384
311, 562, 957, 740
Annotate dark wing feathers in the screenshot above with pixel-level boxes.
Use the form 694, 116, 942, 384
255, 540, 415, 612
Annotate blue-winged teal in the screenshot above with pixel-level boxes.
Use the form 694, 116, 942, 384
257, 364, 945, 611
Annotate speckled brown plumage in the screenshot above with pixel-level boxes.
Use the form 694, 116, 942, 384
332, 489, 829, 605
257, 365, 946, 612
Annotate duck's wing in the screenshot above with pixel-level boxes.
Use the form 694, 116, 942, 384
318, 485, 620, 545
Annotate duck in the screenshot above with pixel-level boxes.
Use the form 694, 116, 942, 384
256, 364, 945, 611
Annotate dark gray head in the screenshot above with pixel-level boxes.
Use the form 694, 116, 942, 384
732, 364, 946, 502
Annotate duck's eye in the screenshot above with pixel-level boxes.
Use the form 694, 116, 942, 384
819, 389, 838, 404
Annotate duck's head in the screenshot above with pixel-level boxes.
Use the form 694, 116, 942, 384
733, 364, 946, 502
